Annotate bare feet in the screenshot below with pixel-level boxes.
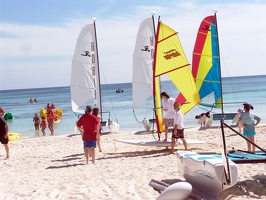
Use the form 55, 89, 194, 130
163, 139, 167, 142
169, 151, 174, 154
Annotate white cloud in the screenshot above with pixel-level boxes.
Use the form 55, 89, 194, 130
0, 1, 266, 90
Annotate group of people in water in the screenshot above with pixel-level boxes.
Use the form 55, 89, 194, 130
29, 98, 37, 104
33, 103, 57, 136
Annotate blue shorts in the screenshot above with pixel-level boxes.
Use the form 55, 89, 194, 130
243, 131, 256, 137
83, 140, 96, 148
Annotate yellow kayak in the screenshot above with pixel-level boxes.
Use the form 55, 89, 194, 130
8, 132, 22, 141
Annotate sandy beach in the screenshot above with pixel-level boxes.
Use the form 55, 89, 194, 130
1, 124, 266, 200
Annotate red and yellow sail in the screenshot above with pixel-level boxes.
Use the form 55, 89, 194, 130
153, 22, 200, 133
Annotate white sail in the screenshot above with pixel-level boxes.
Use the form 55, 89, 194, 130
70, 23, 101, 114
132, 18, 155, 109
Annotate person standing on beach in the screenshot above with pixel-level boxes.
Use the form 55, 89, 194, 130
46, 103, 56, 135
33, 113, 40, 136
169, 102, 187, 154
161, 92, 175, 141
92, 107, 103, 152
40, 116, 47, 136
238, 103, 261, 152
0, 107, 10, 159
76, 105, 99, 164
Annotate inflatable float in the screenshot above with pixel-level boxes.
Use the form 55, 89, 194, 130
8, 132, 22, 141
4, 112, 14, 120
55, 108, 63, 117
40, 108, 47, 118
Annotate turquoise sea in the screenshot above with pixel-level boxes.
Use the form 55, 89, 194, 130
1, 75, 266, 137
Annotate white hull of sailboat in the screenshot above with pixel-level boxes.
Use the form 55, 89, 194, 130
176, 151, 238, 199
108, 121, 119, 133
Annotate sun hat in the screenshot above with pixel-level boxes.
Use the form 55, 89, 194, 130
243, 103, 254, 110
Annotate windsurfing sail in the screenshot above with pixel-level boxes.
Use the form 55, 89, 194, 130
153, 20, 201, 133
70, 19, 101, 114
132, 17, 155, 111
70, 18, 119, 132
191, 12, 223, 110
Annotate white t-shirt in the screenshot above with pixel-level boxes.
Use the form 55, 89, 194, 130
162, 97, 175, 119
174, 110, 184, 129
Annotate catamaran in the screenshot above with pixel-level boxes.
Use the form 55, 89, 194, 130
132, 12, 200, 136
70, 18, 119, 133
116, 13, 203, 147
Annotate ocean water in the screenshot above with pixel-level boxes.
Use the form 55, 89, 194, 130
1, 75, 266, 137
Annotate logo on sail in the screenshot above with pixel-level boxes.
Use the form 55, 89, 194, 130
141, 46, 150, 52
163, 49, 180, 60
81, 50, 91, 57
201, 25, 210, 31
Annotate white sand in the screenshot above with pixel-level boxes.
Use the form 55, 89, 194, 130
1, 125, 266, 200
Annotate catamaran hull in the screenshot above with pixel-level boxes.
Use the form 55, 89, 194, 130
176, 151, 238, 199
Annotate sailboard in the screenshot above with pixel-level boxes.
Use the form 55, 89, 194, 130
114, 139, 205, 147
132, 12, 200, 135
70, 18, 119, 132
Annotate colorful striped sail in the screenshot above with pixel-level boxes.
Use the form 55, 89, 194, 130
192, 15, 222, 108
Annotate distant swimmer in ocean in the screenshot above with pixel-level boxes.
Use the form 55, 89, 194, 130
29, 98, 34, 104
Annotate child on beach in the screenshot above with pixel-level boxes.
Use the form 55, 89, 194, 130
92, 107, 103, 152
40, 116, 47, 136
169, 102, 187, 154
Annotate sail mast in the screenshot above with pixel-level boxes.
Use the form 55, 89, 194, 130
151, 11, 157, 125
213, 10, 224, 114
92, 18, 103, 118
153, 15, 164, 136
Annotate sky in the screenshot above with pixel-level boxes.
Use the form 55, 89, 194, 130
0, 0, 266, 90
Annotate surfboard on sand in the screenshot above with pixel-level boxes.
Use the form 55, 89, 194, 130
114, 139, 205, 147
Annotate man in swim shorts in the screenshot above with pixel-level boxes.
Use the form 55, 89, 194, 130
169, 102, 187, 154
0, 107, 9, 159
76, 105, 99, 164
